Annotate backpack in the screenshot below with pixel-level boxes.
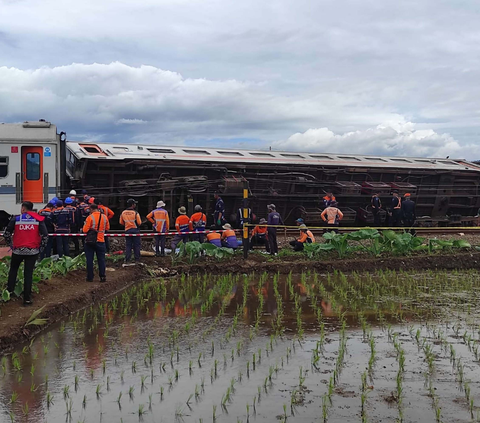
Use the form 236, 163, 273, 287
85, 214, 103, 246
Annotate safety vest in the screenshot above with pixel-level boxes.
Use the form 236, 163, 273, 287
148, 208, 169, 232
85, 212, 108, 242
39, 207, 55, 232
207, 232, 222, 247
222, 229, 238, 248
176, 215, 190, 232
12, 213, 42, 249
190, 212, 207, 231
53, 207, 72, 232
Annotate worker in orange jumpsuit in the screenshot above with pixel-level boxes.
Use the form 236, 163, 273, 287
321, 201, 343, 232
206, 231, 222, 247
171, 206, 190, 252
290, 224, 315, 251
221, 223, 238, 249
119, 199, 142, 264
94, 198, 114, 253
82, 203, 109, 282
250, 218, 269, 252
189, 205, 207, 243
147, 200, 170, 256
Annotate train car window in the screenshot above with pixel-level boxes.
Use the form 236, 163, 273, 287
310, 155, 333, 160
26, 152, 40, 180
249, 152, 274, 157
414, 159, 431, 163
183, 150, 211, 155
390, 158, 411, 163
280, 153, 304, 158
338, 156, 361, 161
438, 160, 458, 165
147, 148, 175, 154
364, 157, 387, 162
218, 151, 244, 156
79, 144, 107, 156
0, 157, 7, 178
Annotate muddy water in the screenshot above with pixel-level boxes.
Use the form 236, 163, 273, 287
1, 270, 480, 423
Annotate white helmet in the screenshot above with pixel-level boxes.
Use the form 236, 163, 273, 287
69, 190, 77, 195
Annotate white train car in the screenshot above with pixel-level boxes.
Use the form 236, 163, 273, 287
0, 120, 66, 226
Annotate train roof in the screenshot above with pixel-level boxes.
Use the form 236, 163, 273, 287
0, 121, 58, 141
66, 140, 480, 172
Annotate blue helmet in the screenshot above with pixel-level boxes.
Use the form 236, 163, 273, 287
51, 197, 59, 206
65, 197, 73, 205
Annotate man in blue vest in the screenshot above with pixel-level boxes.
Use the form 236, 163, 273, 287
3, 201, 48, 306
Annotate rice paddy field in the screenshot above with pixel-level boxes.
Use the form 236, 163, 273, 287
2, 269, 480, 423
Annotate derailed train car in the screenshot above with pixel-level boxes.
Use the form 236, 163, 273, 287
65, 139, 480, 228
1, 120, 480, 229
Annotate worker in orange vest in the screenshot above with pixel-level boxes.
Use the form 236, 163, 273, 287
190, 205, 207, 243
206, 231, 222, 247
290, 224, 315, 251
321, 201, 344, 232
250, 218, 269, 252
147, 200, 170, 256
221, 223, 238, 249
119, 199, 142, 264
94, 198, 114, 253
171, 206, 190, 252
82, 203, 110, 282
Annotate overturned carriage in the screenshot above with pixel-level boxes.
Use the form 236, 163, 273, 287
65, 141, 480, 228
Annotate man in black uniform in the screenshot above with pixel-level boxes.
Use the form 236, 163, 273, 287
390, 191, 402, 227
401, 193, 416, 233
371, 193, 382, 226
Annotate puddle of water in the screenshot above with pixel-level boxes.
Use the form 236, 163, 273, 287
1, 269, 480, 422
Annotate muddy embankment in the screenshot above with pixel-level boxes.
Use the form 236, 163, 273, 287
1, 251, 480, 353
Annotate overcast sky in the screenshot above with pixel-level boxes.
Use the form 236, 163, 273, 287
1, 0, 480, 158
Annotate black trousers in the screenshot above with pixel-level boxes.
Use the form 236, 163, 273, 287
391, 209, 402, 227
289, 240, 304, 251
154, 234, 166, 255
250, 235, 269, 252
7, 253, 38, 301
267, 228, 278, 254
372, 210, 381, 226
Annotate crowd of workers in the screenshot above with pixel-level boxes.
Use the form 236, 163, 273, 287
2, 189, 416, 305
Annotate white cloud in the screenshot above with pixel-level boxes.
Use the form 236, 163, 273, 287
274, 120, 476, 158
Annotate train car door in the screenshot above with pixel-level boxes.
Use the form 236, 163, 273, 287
22, 146, 43, 203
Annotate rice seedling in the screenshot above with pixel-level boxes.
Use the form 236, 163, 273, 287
46, 391, 53, 408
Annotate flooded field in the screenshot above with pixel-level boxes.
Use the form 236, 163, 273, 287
2, 269, 480, 423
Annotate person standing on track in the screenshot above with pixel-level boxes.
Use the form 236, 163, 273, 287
82, 203, 109, 282
267, 204, 283, 256
53, 200, 73, 258
38, 202, 55, 259
119, 198, 142, 264
214, 192, 226, 229
371, 192, 382, 226
401, 193, 416, 233
96, 198, 114, 254
390, 191, 402, 227
147, 200, 170, 256
321, 201, 344, 232
190, 205, 207, 243
171, 206, 190, 252
3, 201, 48, 306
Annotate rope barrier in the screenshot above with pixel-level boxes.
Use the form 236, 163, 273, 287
1, 225, 479, 238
